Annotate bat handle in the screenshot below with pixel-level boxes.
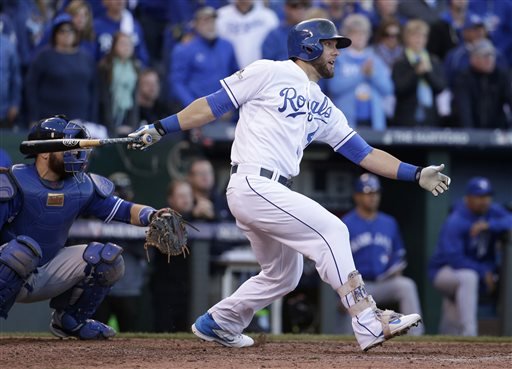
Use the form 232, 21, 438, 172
140, 134, 153, 145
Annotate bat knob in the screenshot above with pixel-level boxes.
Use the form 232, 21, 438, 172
141, 134, 153, 145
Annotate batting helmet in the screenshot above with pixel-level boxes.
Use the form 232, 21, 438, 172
26, 116, 91, 178
288, 18, 351, 61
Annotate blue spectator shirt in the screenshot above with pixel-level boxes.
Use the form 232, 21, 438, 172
94, 14, 150, 66
261, 23, 293, 62
0, 33, 21, 119
170, 35, 238, 107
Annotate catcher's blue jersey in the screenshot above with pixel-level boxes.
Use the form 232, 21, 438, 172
342, 210, 406, 281
0, 164, 131, 265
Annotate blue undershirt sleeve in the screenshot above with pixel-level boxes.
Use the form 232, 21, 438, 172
335, 133, 373, 164
205, 88, 236, 118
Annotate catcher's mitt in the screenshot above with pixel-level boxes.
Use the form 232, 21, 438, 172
144, 208, 193, 263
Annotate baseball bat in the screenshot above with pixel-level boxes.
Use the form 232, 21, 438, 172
19, 134, 152, 155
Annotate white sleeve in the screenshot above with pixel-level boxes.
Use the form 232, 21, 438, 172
220, 60, 274, 109
316, 105, 356, 150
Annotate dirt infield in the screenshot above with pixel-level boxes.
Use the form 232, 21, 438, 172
0, 335, 510, 369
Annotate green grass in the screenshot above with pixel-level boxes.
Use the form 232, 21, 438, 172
1, 332, 510, 343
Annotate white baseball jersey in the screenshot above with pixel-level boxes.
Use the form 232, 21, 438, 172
208, 59, 408, 343
221, 59, 356, 178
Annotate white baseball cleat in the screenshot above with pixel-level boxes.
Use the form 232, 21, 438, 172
192, 313, 254, 348
355, 309, 422, 352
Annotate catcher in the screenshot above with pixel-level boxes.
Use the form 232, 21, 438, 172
0, 116, 188, 340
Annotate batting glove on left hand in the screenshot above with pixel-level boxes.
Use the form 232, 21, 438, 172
128, 121, 166, 150
418, 164, 451, 196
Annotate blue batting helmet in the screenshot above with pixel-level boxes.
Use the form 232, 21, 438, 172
288, 18, 351, 61
26, 116, 91, 179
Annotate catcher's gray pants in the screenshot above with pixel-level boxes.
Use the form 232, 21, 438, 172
337, 275, 424, 335
432, 266, 479, 336
15, 245, 88, 303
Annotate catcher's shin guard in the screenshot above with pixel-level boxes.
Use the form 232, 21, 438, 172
49, 242, 124, 338
337, 270, 422, 351
0, 236, 42, 318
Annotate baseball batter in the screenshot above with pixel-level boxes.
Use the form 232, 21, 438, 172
129, 18, 451, 351
0, 116, 163, 339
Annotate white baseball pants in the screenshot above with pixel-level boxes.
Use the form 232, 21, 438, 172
209, 168, 356, 334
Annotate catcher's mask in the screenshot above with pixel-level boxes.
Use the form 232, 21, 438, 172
26, 115, 92, 182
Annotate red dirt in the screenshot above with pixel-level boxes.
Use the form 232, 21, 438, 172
0, 337, 510, 369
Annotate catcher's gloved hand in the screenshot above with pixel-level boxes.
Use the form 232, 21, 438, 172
418, 164, 451, 196
144, 207, 192, 262
128, 121, 166, 150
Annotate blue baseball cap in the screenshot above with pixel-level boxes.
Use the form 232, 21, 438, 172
465, 177, 493, 196
462, 14, 485, 30
354, 173, 381, 193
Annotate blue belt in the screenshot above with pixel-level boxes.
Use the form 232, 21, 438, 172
231, 165, 292, 188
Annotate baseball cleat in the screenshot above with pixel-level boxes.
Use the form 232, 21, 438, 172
192, 312, 254, 348
50, 310, 116, 340
361, 311, 422, 352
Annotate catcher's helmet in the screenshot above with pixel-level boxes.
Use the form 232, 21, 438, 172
26, 115, 91, 179
288, 18, 351, 61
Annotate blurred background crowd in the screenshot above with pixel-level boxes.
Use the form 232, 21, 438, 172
1, 0, 511, 136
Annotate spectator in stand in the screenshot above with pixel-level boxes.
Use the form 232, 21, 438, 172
0, 31, 21, 129
98, 32, 141, 135
94, 0, 149, 66
391, 19, 445, 127
151, 179, 195, 332
216, 0, 279, 68
34, 0, 96, 59
428, 0, 472, 61
318, 0, 370, 30
25, 14, 97, 124
135, 0, 226, 64
136, 69, 171, 126
187, 157, 232, 222
341, 173, 423, 336
262, 0, 311, 62
452, 39, 512, 129
59, 0, 107, 18
372, 19, 403, 71
170, 6, 238, 110
303, 5, 329, 20
444, 15, 508, 89
368, 0, 407, 35
397, 0, 445, 25
371, 18, 403, 124
429, 177, 512, 336
1, 0, 50, 74
327, 14, 393, 131
62, 0, 95, 57
188, 157, 218, 221
468, 0, 512, 67
93, 172, 150, 332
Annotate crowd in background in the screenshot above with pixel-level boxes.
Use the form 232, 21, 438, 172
1, 0, 511, 136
